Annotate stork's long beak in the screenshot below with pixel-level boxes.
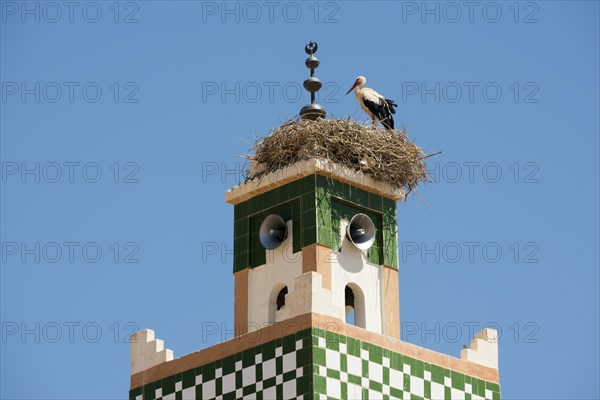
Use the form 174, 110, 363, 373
345, 82, 358, 95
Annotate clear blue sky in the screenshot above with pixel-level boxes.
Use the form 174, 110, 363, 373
1, 1, 598, 399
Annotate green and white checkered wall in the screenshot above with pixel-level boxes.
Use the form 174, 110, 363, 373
130, 328, 500, 400
311, 328, 500, 400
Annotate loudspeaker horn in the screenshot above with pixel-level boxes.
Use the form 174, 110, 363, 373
259, 214, 288, 250
346, 213, 375, 250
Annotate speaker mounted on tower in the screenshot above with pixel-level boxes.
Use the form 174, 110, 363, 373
346, 213, 376, 250
259, 214, 288, 250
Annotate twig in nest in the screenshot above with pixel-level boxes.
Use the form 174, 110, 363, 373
246, 119, 429, 196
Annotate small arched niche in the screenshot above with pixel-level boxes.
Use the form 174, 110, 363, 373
268, 283, 288, 323
344, 283, 366, 329
276, 287, 288, 311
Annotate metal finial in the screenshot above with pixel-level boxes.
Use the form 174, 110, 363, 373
300, 41, 326, 121
305, 42, 318, 55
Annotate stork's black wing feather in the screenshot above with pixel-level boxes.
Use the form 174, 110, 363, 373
386, 99, 398, 114
363, 98, 397, 130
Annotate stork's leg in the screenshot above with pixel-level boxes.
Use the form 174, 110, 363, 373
372, 118, 376, 129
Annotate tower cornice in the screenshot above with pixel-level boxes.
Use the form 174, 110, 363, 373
130, 312, 499, 391
225, 158, 405, 205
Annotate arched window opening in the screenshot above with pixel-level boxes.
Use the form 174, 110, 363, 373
276, 286, 288, 311
345, 285, 355, 324
269, 283, 288, 323
345, 283, 366, 328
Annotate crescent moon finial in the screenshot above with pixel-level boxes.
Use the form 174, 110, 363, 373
305, 41, 318, 55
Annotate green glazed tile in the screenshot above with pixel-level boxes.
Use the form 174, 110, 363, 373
234, 201, 248, 221
452, 372, 465, 390
313, 375, 326, 394
486, 382, 500, 392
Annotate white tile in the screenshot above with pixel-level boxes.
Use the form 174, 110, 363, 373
296, 339, 303, 350
410, 376, 424, 397
163, 394, 175, 400
361, 348, 369, 359
402, 364, 411, 374
389, 368, 404, 389
276, 374, 283, 385
283, 379, 296, 398
175, 381, 182, 392
465, 383, 472, 394
472, 395, 485, 400
182, 387, 195, 400
155, 388, 162, 398
202, 380, 216, 399
216, 368, 222, 378
361, 376, 369, 388
347, 383, 362, 399
340, 371, 348, 382
485, 389, 493, 399
236, 360, 242, 371
339, 343, 347, 353
424, 370, 431, 381
135, 396, 142, 400
222, 373, 236, 394
368, 389, 379, 399
195, 374, 203, 385
347, 354, 362, 377
276, 346, 282, 357
255, 353, 262, 364
263, 386, 276, 399
403, 390, 411, 400
318, 337, 326, 347
431, 382, 445, 400
444, 376, 451, 386
369, 361, 383, 382
296, 367, 303, 377
325, 349, 340, 370
243, 366, 256, 386
283, 352, 296, 372
256, 381, 263, 391
262, 358, 276, 379
383, 384, 390, 395
383, 357, 390, 367
451, 388, 466, 400
326, 377, 341, 398
236, 388, 242, 399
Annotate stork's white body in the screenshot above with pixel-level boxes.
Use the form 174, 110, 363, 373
354, 86, 385, 121
346, 76, 397, 130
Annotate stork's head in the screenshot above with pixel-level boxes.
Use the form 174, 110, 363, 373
345, 76, 366, 95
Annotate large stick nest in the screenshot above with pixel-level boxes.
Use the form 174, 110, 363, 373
247, 118, 429, 195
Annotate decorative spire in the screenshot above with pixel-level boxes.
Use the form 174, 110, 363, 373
299, 41, 326, 121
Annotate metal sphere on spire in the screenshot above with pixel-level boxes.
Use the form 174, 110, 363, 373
299, 41, 326, 121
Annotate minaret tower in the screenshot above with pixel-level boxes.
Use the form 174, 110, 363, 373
230, 43, 400, 340
226, 146, 403, 339
228, 148, 402, 340
129, 43, 500, 400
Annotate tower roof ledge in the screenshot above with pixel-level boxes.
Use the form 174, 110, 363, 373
225, 158, 405, 205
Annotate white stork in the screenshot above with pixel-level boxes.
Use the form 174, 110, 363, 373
346, 76, 398, 130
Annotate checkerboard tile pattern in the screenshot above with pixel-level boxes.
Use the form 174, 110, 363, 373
130, 329, 312, 400
130, 328, 500, 400
312, 328, 500, 400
